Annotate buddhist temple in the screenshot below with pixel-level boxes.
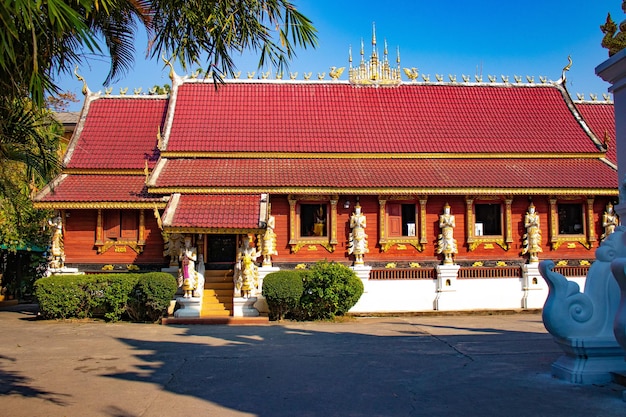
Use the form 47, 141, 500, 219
33, 33, 618, 316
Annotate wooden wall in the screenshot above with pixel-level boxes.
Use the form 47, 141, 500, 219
268, 194, 609, 266
63, 209, 165, 266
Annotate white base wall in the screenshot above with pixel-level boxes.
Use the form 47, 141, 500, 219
349, 276, 587, 313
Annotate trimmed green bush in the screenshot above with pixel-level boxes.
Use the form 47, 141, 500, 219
34, 272, 176, 322
262, 270, 304, 321
127, 273, 178, 322
294, 261, 364, 321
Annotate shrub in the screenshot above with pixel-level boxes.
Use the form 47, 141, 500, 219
127, 273, 178, 322
34, 273, 176, 322
262, 271, 304, 321
34, 275, 88, 319
294, 261, 364, 320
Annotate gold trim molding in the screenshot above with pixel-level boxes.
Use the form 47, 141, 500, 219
465, 196, 512, 251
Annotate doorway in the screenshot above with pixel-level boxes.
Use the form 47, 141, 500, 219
206, 234, 237, 268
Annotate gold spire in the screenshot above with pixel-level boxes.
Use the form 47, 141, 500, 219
349, 24, 401, 87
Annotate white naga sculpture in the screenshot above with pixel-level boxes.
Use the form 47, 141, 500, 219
540, 225, 626, 383
348, 203, 368, 265
437, 203, 457, 265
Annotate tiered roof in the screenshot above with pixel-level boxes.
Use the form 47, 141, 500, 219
34, 71, 618, 229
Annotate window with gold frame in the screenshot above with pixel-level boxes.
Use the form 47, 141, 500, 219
95, 208, 146, 254
465, 196, 513, 251
378, 196, 428, 252
288, 195, 337, 253
548, 197, 595, 250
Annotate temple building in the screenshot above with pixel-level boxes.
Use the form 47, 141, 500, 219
33, 36, 618, 316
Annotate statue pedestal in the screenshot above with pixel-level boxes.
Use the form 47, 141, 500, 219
47, 266, 81, 276
233, 297, 260, 317
257, 266, 280, 295
522, 263, 544, 309
550, 337, 626, 384
174, 297, 202, 318
351, 265, 371, 292
434, 264, 460, 311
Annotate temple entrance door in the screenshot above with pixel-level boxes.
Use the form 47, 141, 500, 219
206, 234, 237, 268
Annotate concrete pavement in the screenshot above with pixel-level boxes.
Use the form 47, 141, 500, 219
0, 304, 624, 417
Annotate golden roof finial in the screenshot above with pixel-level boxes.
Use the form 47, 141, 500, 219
349, 26, 401, 87
74, 66, 89, 95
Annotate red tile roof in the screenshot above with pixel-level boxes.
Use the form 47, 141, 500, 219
165, 81, 602, 155
65, 97, 167, 170
575, 102, 616, 164
163, 194, 261, 229
151, 158, 617, 192
34, 175, 163, 203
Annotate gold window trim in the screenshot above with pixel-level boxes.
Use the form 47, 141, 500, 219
549, 197, 593, 250
466, 196, 513, 251
288, 195, 337, 253
378, 196, 428, 252
95, 209, 146, 254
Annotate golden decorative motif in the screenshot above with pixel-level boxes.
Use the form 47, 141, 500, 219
97, 240, 144, 254
159, 151, 606, 160
34, 202, 166, 209
148, 186, 617, 198
348, 25, 401, 87
380, 240, 422, 252
290, 240, 334, 254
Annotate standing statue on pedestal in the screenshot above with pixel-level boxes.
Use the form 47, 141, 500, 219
437, 203, 457, 265
235, 235, 260, 298
262, 214, 278, 267
164, 233, 183, 266
179, 235, 198, 298
348, 203, 368, 265
522, 203, 542, 263
601, 202, 619, 241
48, 213, 65, 269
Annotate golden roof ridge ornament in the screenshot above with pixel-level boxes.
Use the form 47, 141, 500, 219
349, 23, 401, 87
74, 66, 90, 95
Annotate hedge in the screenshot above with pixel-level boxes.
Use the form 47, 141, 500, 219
34, 272, 177, 322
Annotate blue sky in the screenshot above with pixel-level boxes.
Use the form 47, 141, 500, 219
55, 0, 624, 111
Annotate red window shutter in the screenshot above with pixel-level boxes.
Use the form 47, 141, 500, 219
121, 210, 138, 239
104, 210, 121, 238
388, 204, 402, 237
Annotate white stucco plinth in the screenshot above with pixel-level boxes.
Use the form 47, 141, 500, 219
351, 265, 372, 292
47, 266, 82, 276
257, 266, 280, 295
233, 297, 260, 317
522, 263, 544, 309
174, 297, 202, 318
434, 264, 460, 311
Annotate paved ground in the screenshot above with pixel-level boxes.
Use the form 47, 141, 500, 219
0, 305, 624, 417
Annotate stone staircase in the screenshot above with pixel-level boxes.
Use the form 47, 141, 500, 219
201, 269, 234, 317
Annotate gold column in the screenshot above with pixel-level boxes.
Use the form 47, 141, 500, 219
378, 197, 387, 247
465, 196, 475, 250
549, 198, 558, 249
587, 197, 596, 247
138, 209, 145, 246
419, 197, 428, 247
95, 208, 103, 247
288, 196, 297, 250
504, 197, 513, 250
330, 196, 338, 246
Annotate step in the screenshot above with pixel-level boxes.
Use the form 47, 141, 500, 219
202, 288, 232, 297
